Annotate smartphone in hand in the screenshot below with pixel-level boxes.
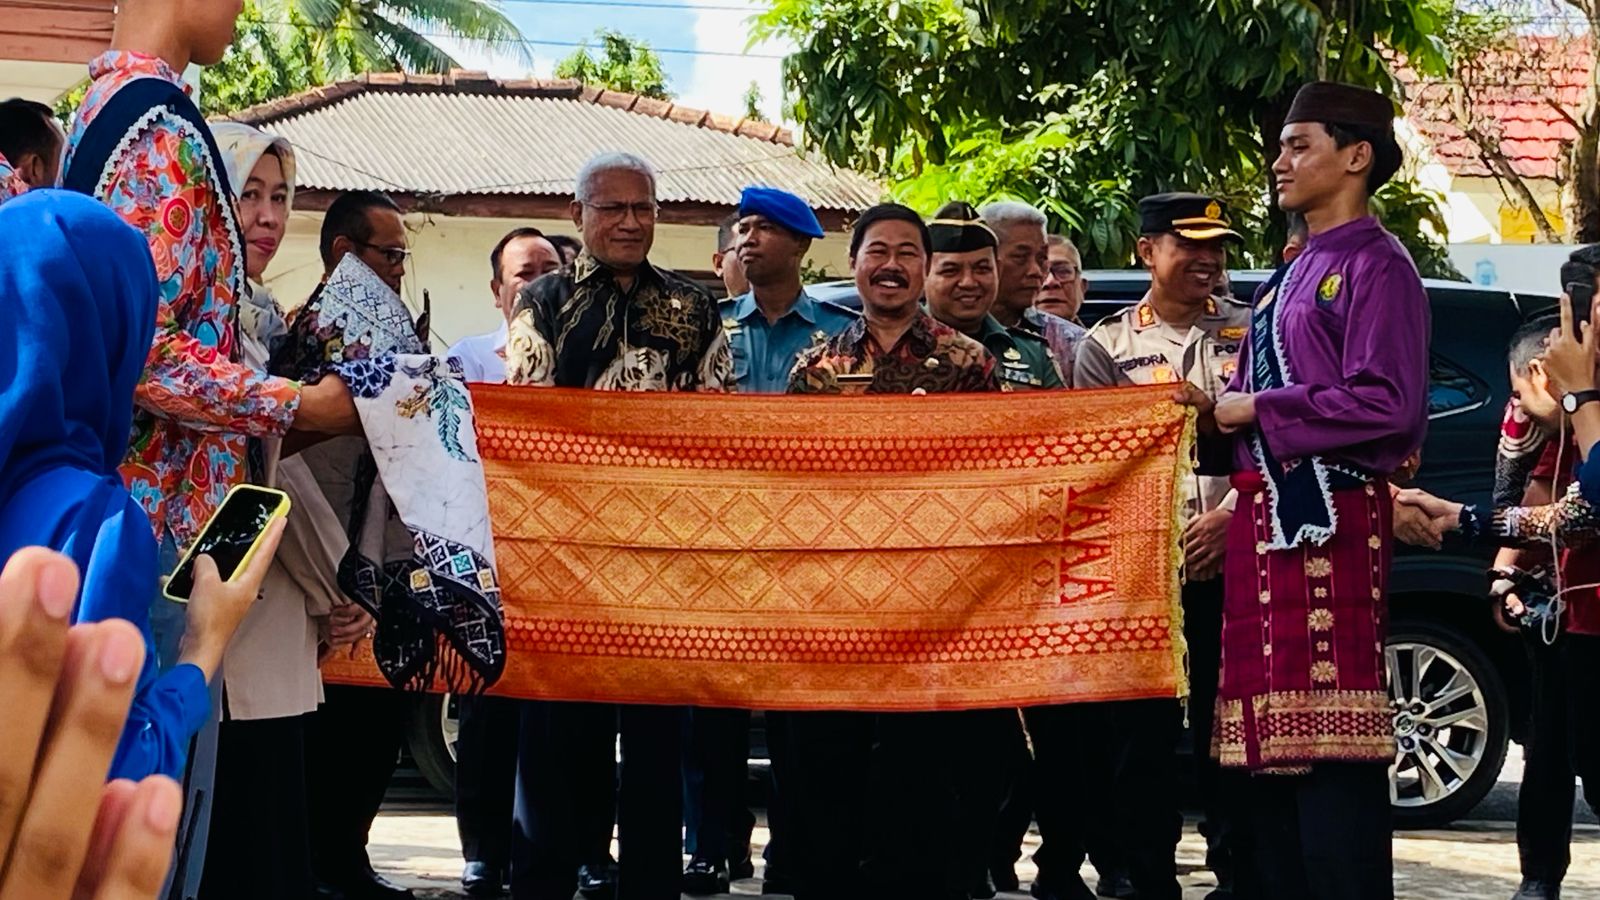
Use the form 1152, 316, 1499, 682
1567, 279, 1596, 332
162, 485, 291, 602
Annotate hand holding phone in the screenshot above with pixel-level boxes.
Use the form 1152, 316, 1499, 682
165, 486, 291, 679
174, 515, 286, 680
1567, 278, 1596, 336
1546, 284, 1600, 398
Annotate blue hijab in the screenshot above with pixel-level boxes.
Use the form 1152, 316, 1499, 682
0, 191, 208, 778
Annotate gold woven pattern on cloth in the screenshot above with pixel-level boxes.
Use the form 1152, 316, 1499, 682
325, 384, 1193, 710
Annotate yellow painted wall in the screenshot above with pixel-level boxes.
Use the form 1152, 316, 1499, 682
1441, 175, 1564, 245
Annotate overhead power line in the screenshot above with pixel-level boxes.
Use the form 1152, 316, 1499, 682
250, 19, 788, 58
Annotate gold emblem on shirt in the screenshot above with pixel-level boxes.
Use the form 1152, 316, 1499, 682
1219, 326, 1246, 340
1003, 348, 1022, 360
1317, 273, 1343, 303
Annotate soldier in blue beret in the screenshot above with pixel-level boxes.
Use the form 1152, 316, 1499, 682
717, 186, 859, 394
684, 186, 859, 897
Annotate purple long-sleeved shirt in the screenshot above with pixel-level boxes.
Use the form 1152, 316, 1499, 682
1230, 215, 1430, 475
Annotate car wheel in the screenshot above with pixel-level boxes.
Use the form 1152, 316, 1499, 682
1385, 621, 1509, 829
406, 692, 459, 798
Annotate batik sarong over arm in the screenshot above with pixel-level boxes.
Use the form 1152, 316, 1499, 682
275, 256, 504, 691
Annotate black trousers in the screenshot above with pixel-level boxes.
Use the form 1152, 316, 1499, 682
1518, 632, 1600, 883
989, 722, 1035, 877
1027, 699, 1182, 900
1184, 577, 1233, 884
512, 701, 682, 900
1231, 763, 1393, 900
198, 713, 315, 900
779, 711, 875, 900
762, 710, 794, 877
949, 710, 1024, 890
305, 685, 412, 880
993, 727, 1123, 885
860, 712, 968, 900
456, 695, 523, 871
683, 707, 755, 864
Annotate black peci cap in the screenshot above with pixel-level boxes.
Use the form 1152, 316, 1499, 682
1285, 81, 1398, 132
1138, 192, 1243, 244
927, 201, 998, 253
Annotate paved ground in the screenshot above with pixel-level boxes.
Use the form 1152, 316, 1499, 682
369, 746, 1600, 900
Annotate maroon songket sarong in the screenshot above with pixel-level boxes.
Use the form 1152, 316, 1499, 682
1214, 471, 1394, 771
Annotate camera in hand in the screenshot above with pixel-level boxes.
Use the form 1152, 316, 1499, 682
1489, 565, 1561, 635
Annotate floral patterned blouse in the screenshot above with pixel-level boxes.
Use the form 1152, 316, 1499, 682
65, 51, 301, 550
0, 152, 27, 205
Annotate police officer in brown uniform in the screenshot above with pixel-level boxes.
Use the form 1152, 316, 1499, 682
1032, 193, 1248, 900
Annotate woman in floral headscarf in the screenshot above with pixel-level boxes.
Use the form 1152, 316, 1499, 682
199, 123, 342, 900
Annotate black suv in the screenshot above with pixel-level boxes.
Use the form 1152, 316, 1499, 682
403, 270, 1553, 829
804, 269, 1556, 828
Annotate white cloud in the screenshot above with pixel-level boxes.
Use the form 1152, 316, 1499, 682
423, 2, 792, 126
677, 1, 792, 125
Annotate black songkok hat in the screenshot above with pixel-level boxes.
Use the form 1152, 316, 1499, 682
1285, 82, 1398, 132
927, 201, 998, 254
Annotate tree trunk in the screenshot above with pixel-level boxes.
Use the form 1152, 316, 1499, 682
1446, 82, 1564, 243
1569, 24, 1600, 242
1493, 156, 1564, 243
1258, 90, 1294, 262
1561, 7, 1600, 245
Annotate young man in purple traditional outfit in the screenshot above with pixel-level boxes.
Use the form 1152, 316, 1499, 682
1196, 82, 1430, 900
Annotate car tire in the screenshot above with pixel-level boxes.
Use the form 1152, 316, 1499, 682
406, 692, 459, 798
1386, 620, 1509, 829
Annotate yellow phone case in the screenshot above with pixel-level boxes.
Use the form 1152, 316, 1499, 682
161, 484, 292, 603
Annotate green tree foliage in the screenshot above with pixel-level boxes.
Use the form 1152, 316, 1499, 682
554, 29, 673, 100
203, 0, 528, 114
757, 0, 1463, 276
743, 80, 768, 122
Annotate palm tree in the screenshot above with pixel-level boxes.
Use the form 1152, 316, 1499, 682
203, 0, 528, 113
256, 0, 529, 78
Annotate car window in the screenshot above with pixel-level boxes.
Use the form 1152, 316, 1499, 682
1429, 353, 1489, 418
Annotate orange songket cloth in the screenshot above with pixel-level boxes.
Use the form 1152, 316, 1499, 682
323, 384, 1194, 710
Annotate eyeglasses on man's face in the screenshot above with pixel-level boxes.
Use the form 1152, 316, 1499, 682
585, 201, 660, 223
1047, 262, 1082, 281
354, 240, 411, 267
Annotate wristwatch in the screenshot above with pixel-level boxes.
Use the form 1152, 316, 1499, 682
1561, 389, 1600, 414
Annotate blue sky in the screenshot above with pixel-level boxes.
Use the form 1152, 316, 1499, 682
433, 0, 793, 122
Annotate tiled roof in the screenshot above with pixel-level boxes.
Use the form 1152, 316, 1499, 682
225, 70, 883, 211
1402, 38, 1589, 180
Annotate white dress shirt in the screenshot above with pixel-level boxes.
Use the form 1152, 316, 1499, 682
447, 321, 509, 384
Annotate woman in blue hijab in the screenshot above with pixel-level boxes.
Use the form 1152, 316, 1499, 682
0, 190, 279, 781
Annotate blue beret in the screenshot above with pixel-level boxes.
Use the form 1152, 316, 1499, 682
738, 186, 825, 239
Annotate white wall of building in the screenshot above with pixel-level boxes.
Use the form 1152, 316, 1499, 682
262, 210, 854, 350
1408, 131, 1499, 246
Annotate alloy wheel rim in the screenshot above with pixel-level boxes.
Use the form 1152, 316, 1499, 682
1386, 640, 1490, 808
